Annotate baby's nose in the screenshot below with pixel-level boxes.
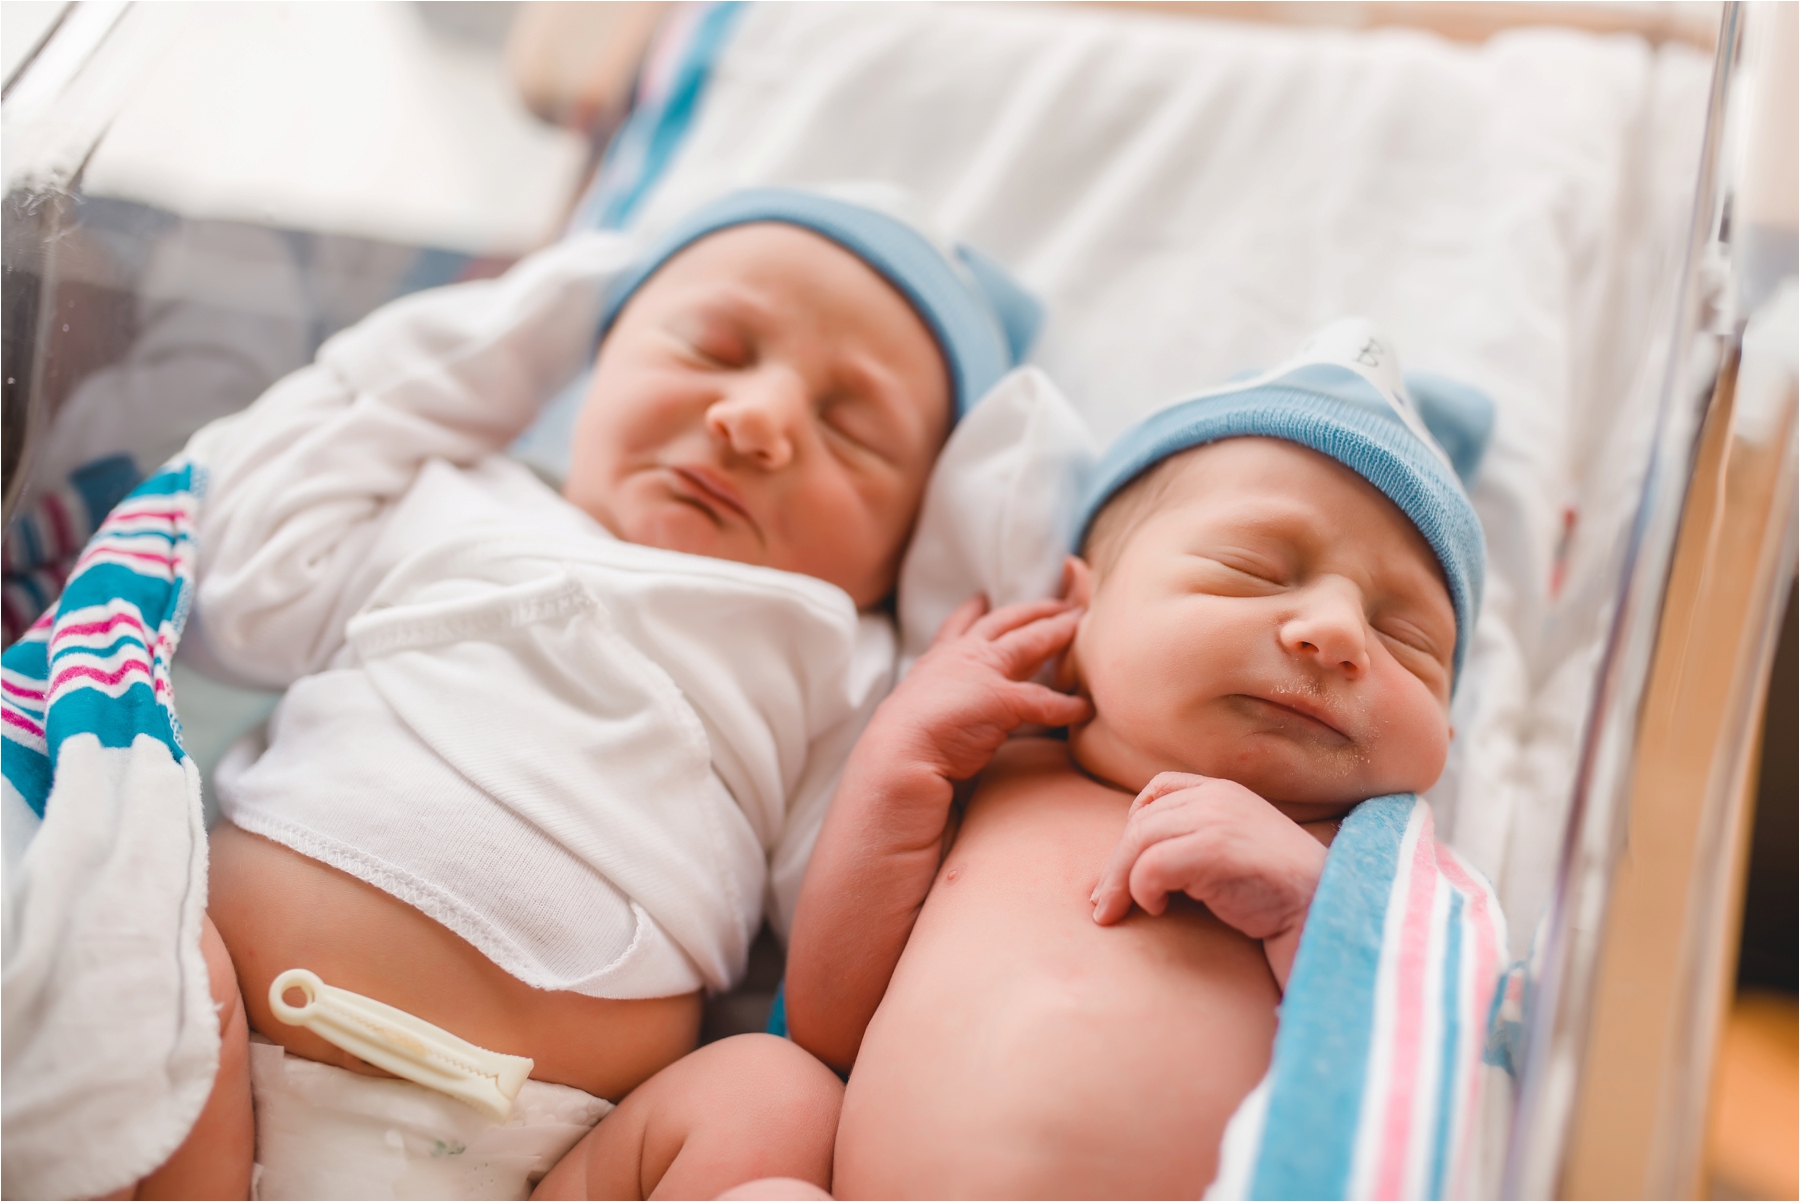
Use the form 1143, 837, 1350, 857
1280, 581, 1370, 677
707, 372, 805, 469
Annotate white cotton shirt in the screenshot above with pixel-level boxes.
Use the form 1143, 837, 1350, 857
190, 233, 895, 999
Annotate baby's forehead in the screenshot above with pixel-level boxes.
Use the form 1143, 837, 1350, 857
644, 223, 861, 291
1157, 437, 1392, 517
1130, 438, 1450, 589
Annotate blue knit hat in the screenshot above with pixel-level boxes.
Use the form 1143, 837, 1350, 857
1075, 320, 1494, 685
596, 186, 1042, 420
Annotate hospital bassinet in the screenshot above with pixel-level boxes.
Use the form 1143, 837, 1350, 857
2, 3, 1793, 1198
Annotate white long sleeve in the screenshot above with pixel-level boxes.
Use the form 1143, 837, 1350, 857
191, 233, 638, 688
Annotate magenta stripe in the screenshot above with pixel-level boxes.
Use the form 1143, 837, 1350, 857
81, 546, 176, 567
103, 508, 186, 526
2, 678, 46, 701
57, 611, 148, 640
1436, 849, 1501, 1191
2, 707, 45, 738
1372, 812, 1439, 1199
50, 659, 150, 693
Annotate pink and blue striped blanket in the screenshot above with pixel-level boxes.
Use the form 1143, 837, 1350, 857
1, 460, 217, 1200
1209, 793, 1511, 1200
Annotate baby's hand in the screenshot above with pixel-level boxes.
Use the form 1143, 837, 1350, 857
1089, 773, 1329, 989
871, 595, 1092, 784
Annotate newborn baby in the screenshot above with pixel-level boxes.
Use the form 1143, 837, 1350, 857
784, 326, 1485, 1198
161, 188, 1038, 1198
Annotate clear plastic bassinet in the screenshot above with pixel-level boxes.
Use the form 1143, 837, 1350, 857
1, 3, 1792, 1198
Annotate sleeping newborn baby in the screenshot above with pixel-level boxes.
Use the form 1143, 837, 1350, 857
784, 322, 1488, 1198
173, 188, 1040, 1198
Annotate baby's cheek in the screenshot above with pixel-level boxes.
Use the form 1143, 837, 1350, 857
1372, 667, 1452, 793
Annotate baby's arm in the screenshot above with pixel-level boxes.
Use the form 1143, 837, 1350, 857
1089, 774, 1335, 990
785, 597, 1090, 1072
192, 235, 633, 686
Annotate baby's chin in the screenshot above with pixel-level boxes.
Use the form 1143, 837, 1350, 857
1069, 719, 1438, 813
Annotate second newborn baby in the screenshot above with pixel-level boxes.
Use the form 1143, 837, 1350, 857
785, 327, 1486, 1198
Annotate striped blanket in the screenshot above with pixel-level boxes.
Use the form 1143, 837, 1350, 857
1209, 794, 1510, 1200
1, 460, 218, 1200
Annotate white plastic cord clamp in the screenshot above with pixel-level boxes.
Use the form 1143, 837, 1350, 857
267, 968, 534, 1121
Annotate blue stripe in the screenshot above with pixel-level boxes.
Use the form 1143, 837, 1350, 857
1250, 793, 1415, 1200
1427, 890, 1465, 1198
51, 633, 148, 662
1, 739, 52, 817
766, 981, 788, 1038
590, 2, 747, 230
2, 632, 50, 680
124, 465, 198, 498
58, 564, 183, 632
45, 681, 184, 767
88, 528, 189, 542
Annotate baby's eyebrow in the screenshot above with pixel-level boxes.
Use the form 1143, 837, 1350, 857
1197, 502, 1327, 547
685, 283, 780, 328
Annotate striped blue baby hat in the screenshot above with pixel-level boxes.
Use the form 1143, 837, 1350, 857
1074, 319, 1494, 687
596, 185, 1042, 421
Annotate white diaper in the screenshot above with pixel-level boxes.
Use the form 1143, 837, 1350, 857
249, 1036, 613, 1201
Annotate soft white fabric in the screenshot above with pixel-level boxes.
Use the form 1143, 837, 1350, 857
192, 232, 893, 993
895, 365, 1097, 665
636, 2, 1713, 948
1, 740, 216, 1201
248, 1036, 611, 1201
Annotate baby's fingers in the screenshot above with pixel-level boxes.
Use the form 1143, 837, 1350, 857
1128, 771, 1214, 817
968, 596, 1078, 643
1008, 681, 1091, 728
1091, 854, 1138, 925
1128, 833, 1212, 917
1091, 811, 1175, 924
932, 594, 991, 645
1092, 804, 1215, 923
991, 607, 1084, 679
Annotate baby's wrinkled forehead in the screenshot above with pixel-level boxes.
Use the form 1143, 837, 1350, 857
591, 187, 1042, 422
1087, 437, 1453, 603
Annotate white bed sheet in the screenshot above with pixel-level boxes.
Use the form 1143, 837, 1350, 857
629, 1, 1714, 951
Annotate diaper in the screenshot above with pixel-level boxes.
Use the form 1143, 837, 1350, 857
248, 1037, 613, 1200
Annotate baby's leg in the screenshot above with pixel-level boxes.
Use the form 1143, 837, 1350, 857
104, 915, 254, 1200
533, 1034, 842, 1201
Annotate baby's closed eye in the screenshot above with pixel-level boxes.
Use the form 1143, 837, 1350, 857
819, 393, 885, 452
668, 312, 754, 368
1186, 552, 1290, 594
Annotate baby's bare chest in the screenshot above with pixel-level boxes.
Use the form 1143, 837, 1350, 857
833, 740, 1282, 1199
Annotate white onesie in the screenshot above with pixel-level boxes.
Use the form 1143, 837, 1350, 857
189, 233, 894, 999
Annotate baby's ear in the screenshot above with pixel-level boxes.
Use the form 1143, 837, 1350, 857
1061, 556, 1094, 608
1052, 557, 1093, 694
